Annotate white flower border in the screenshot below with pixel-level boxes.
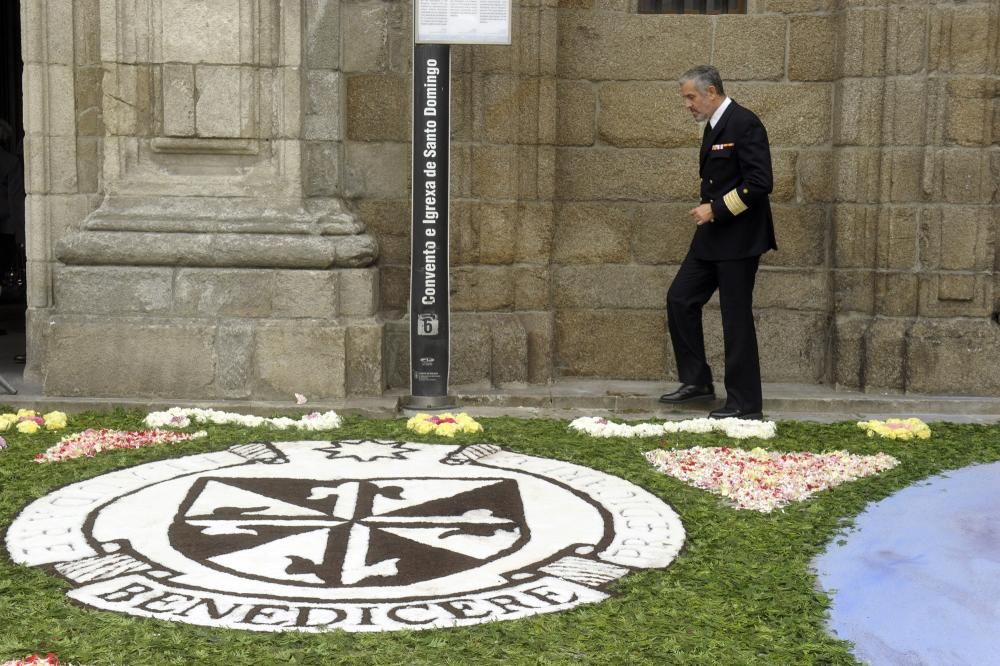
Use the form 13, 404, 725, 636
145, 407, 341, 431
569, 416, 777, 440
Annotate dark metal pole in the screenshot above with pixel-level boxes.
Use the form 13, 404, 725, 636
405, 43, 452, 410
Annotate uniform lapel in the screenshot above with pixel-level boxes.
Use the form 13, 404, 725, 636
699, 122, 712, 168
700, 101, 737, 171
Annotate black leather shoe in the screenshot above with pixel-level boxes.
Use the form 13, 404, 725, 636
709, 406, 763, 420
659, 383, 715, 404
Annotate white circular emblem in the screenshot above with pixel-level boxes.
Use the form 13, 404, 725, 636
5, 440, 684, 632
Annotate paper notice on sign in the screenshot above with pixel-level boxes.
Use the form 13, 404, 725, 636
415, 0, 511, 45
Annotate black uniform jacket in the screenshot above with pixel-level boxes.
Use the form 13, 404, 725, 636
690, 100, 778, 261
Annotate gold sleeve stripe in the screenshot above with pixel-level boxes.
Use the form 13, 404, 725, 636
723, 189, 748, 216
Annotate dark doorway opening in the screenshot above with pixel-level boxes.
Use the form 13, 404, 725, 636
0, 0, 26, 388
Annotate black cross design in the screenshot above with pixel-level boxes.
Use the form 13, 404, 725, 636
172, 477, 526, 587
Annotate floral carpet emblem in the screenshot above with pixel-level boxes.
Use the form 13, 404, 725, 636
6, 440, 684, 633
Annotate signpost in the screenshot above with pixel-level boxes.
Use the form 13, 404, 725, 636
404, 0, 511, 411
414, 0, 512, 45
406, 43, 452, 410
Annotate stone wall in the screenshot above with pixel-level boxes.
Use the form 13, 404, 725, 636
21, 0, 104, 381
23, 0, 383, 401
344, 0, 1000, 395
553, 4, 835, 385
829, 0, 1000, 394
344, 0, 561, 386
18, 0, 1000, 399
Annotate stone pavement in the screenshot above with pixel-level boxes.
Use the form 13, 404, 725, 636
1, 374, 999, 424
445, 380, 1000, 424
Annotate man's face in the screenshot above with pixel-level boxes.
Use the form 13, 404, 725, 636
680, 80, 721, 123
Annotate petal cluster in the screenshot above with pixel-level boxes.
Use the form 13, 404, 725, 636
406, 412, 483, 437
144, 407, 341, 431
856, 417, 931, 440
34, 429, 208, 463
0, 410, 68, 433
2, 654, 67, 666
570, 416, 777, 440
645, 446, 899, 512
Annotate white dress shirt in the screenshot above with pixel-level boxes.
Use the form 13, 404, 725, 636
709, 97, 732, 129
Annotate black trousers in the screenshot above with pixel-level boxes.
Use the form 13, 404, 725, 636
666, 253, 762, 412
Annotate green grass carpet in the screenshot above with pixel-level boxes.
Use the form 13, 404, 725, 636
1, 409, 998, 665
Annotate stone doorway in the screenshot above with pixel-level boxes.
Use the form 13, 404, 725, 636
0, 0, 26, 387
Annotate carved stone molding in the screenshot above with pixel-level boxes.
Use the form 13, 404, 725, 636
58, 196, 378, 269
82, 0, 376, 268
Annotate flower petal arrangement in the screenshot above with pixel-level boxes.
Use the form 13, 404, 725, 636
406, 412, 483, 437
570, 416, 777, 440
2, 653, 67, 666
0, 410, 68, 433
34, 429, 208, 463
856, 417, 931, 440
144, 407, 341, 431
644, 446, 899, 512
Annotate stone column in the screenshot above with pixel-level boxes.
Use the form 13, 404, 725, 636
20, 0, 104, 384
38, 0, 384, 399
830, 0, 901, 390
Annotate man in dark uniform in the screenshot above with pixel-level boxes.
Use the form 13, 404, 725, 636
659, 65, 777, 420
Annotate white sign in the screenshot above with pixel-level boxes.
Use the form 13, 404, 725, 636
415, 0, 511, 45
6, 440, 685, 633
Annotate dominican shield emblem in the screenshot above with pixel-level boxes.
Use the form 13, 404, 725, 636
171, 476, 527, 587
6, 440, 684, 632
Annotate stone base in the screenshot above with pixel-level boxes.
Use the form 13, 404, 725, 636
56, 196, 379, 269
39, 314, 384, 400
384, 313, 548, 390
51, 265, 379, 319
36, 265, 385, 400
835, 314, 1000, 395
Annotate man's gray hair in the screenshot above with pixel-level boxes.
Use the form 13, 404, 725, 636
680, 65, 725, 97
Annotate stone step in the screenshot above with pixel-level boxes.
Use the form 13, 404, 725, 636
441, 380, 1000, 422
3, 377, 998, 423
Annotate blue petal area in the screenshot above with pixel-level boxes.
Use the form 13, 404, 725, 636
814, 462, 1000, 665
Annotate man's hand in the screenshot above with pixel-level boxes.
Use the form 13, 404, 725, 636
689, 203, 714, 225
